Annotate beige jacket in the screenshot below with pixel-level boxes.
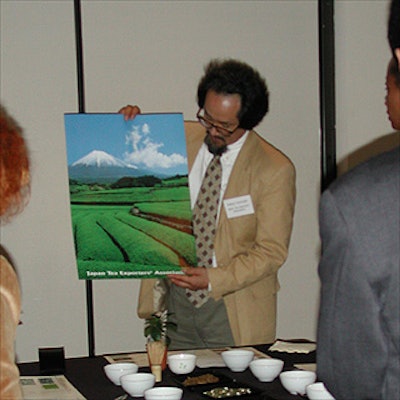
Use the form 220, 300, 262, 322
138, 122, 296, 346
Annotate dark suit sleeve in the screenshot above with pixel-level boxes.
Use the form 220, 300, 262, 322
316, 189, 398, 400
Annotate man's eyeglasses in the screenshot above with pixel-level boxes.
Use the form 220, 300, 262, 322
196, 109, 239, 137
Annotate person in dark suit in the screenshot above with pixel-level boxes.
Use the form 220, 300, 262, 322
316, 55, 400, 399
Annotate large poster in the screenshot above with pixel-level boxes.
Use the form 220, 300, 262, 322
64, 113, 197, 279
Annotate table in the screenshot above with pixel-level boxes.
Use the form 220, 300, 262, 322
18, 344, 316, 400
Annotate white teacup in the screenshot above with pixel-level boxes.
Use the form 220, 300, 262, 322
307, 382, 335, 400
103, 362, 138, 385
120, 372, 155, 397
279, 370, 316, 395
221, 349, 254, 372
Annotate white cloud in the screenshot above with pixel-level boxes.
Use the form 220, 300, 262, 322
124, 123, 186, 170
142, 123, 150, 134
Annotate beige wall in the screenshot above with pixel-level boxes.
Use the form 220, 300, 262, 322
0, 0, 391, 363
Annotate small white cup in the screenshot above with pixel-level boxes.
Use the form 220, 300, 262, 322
120, 372, 155, 397
249, 358, 284, 382
168, 353, 197, 374
221, 349, 254, 372
144, 386, 183, 400
103, 362, 138, 385
306, 382, 336, 400
279, 370, 317, 395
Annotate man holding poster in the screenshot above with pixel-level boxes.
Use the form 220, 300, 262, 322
120, 59, 296, 349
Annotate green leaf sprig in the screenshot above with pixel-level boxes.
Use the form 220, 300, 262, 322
144, 310, 177, 346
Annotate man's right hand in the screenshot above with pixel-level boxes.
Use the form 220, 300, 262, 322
118, 105, 141, 120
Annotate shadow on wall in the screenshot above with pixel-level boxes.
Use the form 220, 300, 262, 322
337, 132, 400, 176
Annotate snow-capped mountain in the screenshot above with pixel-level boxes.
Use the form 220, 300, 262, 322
68, 150, 153, 183
71, 150, 136, 169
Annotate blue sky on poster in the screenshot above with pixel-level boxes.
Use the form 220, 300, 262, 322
64, 113, 188, 175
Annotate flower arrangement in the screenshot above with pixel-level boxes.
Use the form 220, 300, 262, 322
144, 310, 176, 346
144, 310, 177, 378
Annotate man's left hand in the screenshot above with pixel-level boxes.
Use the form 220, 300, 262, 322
168, 267, 209, 290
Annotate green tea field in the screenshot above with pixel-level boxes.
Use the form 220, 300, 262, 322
69, 178, 197, 279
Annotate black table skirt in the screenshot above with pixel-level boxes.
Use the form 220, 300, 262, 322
18, 344, 316, 400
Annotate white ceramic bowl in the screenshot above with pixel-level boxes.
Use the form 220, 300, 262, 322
221, 349, 254, 372
249, 358, 284, 382
103, 362, 138, 385
120, 373, 155, 397
168, 353, 197, 374
279, 370, 316, 395
307, 382, 335, 400
144, 386, 183, 400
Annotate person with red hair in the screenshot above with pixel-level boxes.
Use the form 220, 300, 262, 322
0, 103, 30, 399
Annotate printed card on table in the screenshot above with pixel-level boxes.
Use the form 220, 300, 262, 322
20, 376, 86, 400
64, 113, 197, 280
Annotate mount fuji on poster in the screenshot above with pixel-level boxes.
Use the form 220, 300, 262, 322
64, 113, 197, 279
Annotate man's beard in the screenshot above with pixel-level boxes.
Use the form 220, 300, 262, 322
204, 132, 228, 156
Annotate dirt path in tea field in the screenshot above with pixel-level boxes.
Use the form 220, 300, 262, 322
132, 211, 193, 235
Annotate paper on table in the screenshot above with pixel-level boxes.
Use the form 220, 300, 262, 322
104, 346, 271, 369
196, 347, 271, 368
268, 340, 316, 354
240, 346, 272, 360
105, 352, 149, 367
294, 363, 317, 372
105, 349, 226, 368
20, 375, 86, 400
193, 349, 227, 368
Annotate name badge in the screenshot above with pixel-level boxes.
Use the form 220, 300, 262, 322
223, 195, 255, 219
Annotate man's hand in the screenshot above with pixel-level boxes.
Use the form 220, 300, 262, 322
118, 104, 141, 120
168, 267, 209, 291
